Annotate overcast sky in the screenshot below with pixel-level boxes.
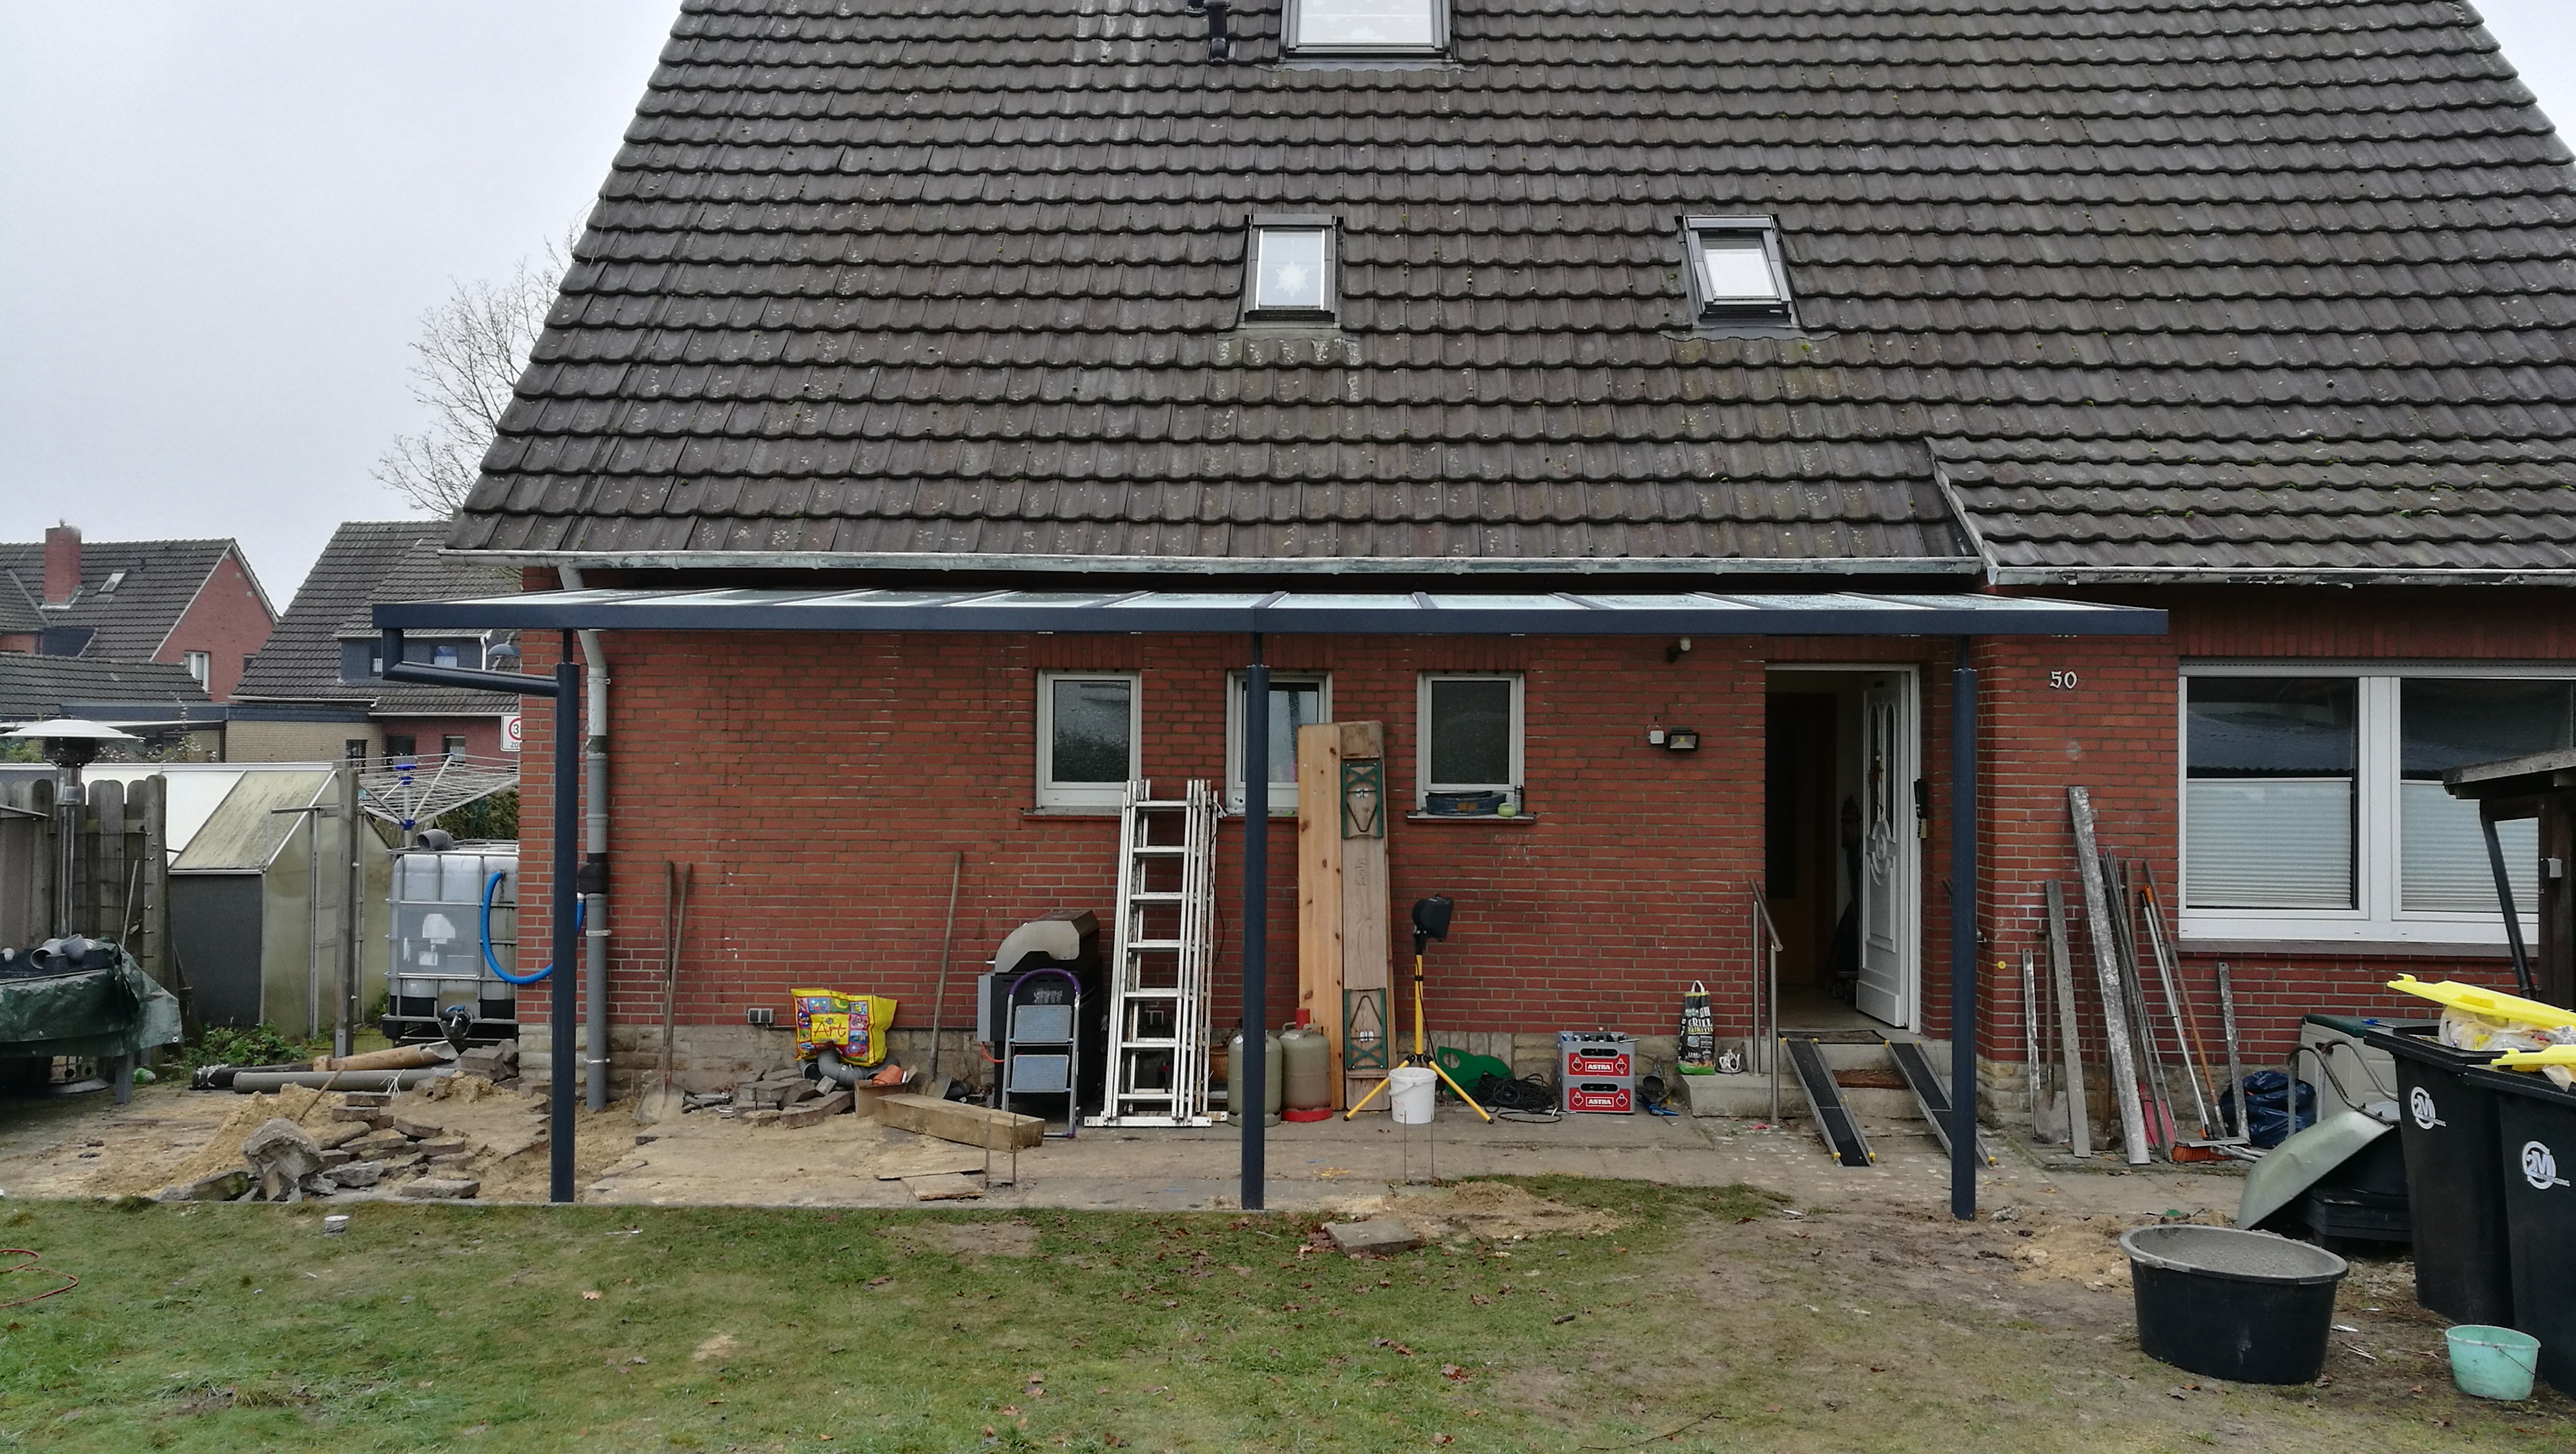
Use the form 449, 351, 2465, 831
5, 3, 2576, 609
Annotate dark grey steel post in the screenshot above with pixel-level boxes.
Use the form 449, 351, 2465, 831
1950, 639, 1978, 1221
1241, 635, 1269, 1210
2480, 805, 2539, 999
551, 651, 582, 1204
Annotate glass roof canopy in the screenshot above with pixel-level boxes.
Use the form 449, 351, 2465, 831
377, 588, 2164, 638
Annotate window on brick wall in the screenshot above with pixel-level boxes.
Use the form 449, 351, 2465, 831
1225, 672, 1328, 815
1417, 672, 1522, 812
1036, 671, 1141, 810
2181, 667, 2574, 943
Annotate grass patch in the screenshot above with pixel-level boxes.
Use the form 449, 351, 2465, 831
0, 1179, 2557, 1452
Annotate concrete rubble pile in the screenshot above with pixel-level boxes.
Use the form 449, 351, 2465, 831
154, 1089, 488, 1203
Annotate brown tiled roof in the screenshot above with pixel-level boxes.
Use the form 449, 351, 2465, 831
0, 539, 252, 659
451, 0, 2576, 584
237, 522, 521, 715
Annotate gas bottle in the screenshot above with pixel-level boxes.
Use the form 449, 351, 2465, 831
1280, 1018, 1333, 1120
1228, 1026, 1282, 1123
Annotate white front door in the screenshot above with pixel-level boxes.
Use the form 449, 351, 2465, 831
1854, 673, 1914, 1027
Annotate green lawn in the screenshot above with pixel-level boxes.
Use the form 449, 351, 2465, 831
0, 1179, 2560, 1452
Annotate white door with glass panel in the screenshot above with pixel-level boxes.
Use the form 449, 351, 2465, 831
1855, 674, 1913, 1027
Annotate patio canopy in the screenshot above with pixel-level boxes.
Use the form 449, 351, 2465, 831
376, 583, 2166, 1218
375, 586, 2164, 637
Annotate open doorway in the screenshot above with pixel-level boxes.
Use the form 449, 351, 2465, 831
1764, 667, 1918, 1031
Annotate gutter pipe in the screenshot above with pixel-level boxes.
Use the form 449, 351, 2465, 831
559, 566, 613, 1115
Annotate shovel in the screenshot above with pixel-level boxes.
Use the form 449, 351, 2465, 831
633, 861, 694, 1125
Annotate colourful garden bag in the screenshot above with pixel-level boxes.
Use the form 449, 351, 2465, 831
791, 989, 898, 1066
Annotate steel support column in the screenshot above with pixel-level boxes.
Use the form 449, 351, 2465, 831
1950, 638, 1979, 1221
1241, 636, 1269, 1209
550, 650, 582, 1203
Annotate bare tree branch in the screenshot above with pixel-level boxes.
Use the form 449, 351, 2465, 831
373, 233, 575, 516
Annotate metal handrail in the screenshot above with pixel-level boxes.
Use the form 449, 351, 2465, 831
1750, 886, 1785, 1124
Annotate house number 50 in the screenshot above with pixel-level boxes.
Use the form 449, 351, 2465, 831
2048, 671, 2081, 690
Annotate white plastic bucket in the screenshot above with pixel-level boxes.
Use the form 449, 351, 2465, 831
1390, 1066, 1437, 1124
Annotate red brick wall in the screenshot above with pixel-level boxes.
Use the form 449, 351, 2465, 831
507, 584, 2576, 1075
155, 548, 275, 702
1973, 587, 2576, 1076
515, 628, 1779, 1048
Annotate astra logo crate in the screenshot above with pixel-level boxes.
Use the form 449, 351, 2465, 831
1559, 1030, 1635, 1080
1565, 1081, 1635, 1115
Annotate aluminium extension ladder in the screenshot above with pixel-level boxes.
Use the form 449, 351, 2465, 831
1085, 779, 1219, 1127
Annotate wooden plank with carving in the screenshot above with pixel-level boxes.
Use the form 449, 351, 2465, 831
1296, 723, 1346, 1105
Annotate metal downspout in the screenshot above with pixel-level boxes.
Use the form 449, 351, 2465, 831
560, 566, 612, 1113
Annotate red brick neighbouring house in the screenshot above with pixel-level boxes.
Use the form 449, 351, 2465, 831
410, 0, 2576, 1139
0, 525, 275, 701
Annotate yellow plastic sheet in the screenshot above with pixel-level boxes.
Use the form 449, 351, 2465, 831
2386, 975, 2576, 1031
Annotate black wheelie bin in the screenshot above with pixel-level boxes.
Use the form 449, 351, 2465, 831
2468, 1062, 2576, 1399
2364, 1024, 2515, 1325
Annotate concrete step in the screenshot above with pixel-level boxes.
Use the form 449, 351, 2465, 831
1684, 1074, 1921, 1122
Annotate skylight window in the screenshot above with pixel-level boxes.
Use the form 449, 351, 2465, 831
1285, 0, 1446, 57
1683, 216, 1796, 327
1244, 219, 1337, 323
99, 570, 127, 593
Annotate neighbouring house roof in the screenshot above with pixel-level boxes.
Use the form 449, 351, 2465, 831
0, 573, 40, 635
0, 656, 211, 726
449, 0, 2576, 586
236, 522, 523, 716
0, 539, 256, 659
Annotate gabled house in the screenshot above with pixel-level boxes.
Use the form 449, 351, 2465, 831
232, 522, 521, 765
0, 526, 276, 701
395, 0, 2576, 1132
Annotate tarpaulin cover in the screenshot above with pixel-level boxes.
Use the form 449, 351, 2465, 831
0, 953, 184, 1060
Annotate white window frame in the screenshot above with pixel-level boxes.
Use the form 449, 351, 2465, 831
183, 650, 210, 685
2179, 662, 2572, 945
1242, 217, 1339, 325
1283, 0, 1448, 58
1681, 215, 1796, 327
1416, 672, 1524, 809
1035, 671, 1142, 811
1225, 672, 1331, 816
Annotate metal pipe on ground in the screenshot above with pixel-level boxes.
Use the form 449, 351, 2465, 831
231, 1068, 456, 1092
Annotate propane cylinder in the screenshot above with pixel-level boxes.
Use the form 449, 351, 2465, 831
1228, 1026, 1282, 1123
1280, 1018, 1333, 1120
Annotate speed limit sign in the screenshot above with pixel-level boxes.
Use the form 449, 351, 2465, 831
500, 713, 523, 753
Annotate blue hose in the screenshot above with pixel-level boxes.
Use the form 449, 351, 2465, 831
482, 870, 579, 985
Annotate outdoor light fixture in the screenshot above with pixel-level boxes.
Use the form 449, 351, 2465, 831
1665, 729, 1702, 752
1410, 894, 1453, 953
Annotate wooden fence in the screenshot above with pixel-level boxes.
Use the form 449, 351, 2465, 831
0, 777, 181, 1021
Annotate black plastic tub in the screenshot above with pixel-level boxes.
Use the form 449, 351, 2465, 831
2120, 1226, 2349, 1385
2365, 1024, 2515, 1325
2468, 1065, 2576, 1398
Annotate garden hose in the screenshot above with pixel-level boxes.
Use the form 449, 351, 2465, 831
481, 870, 580, 985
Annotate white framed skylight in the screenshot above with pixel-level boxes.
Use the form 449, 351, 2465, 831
1682, 216, 1796, 326
1284, 0, 1446, 58
1243, 217, 1337, 323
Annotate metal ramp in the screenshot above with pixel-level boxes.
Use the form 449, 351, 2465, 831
1085, 779, 1218, 1128
1887, 1039, 1998, 1167
1783, 1037, 1874, 1166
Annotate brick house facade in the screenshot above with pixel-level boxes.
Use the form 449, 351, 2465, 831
419, 0, 2576, 1129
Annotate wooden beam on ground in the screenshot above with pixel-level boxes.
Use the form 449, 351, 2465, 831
876, 1093, 1043, 1151
2067, 788, 2150, 1164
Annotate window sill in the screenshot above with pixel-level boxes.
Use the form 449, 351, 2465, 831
1405, 811, 1539, 825
1022, 807, 1122, 819
2177, 936, 2512, 960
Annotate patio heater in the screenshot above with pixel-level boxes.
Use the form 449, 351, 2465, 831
2, 719, 139, 937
